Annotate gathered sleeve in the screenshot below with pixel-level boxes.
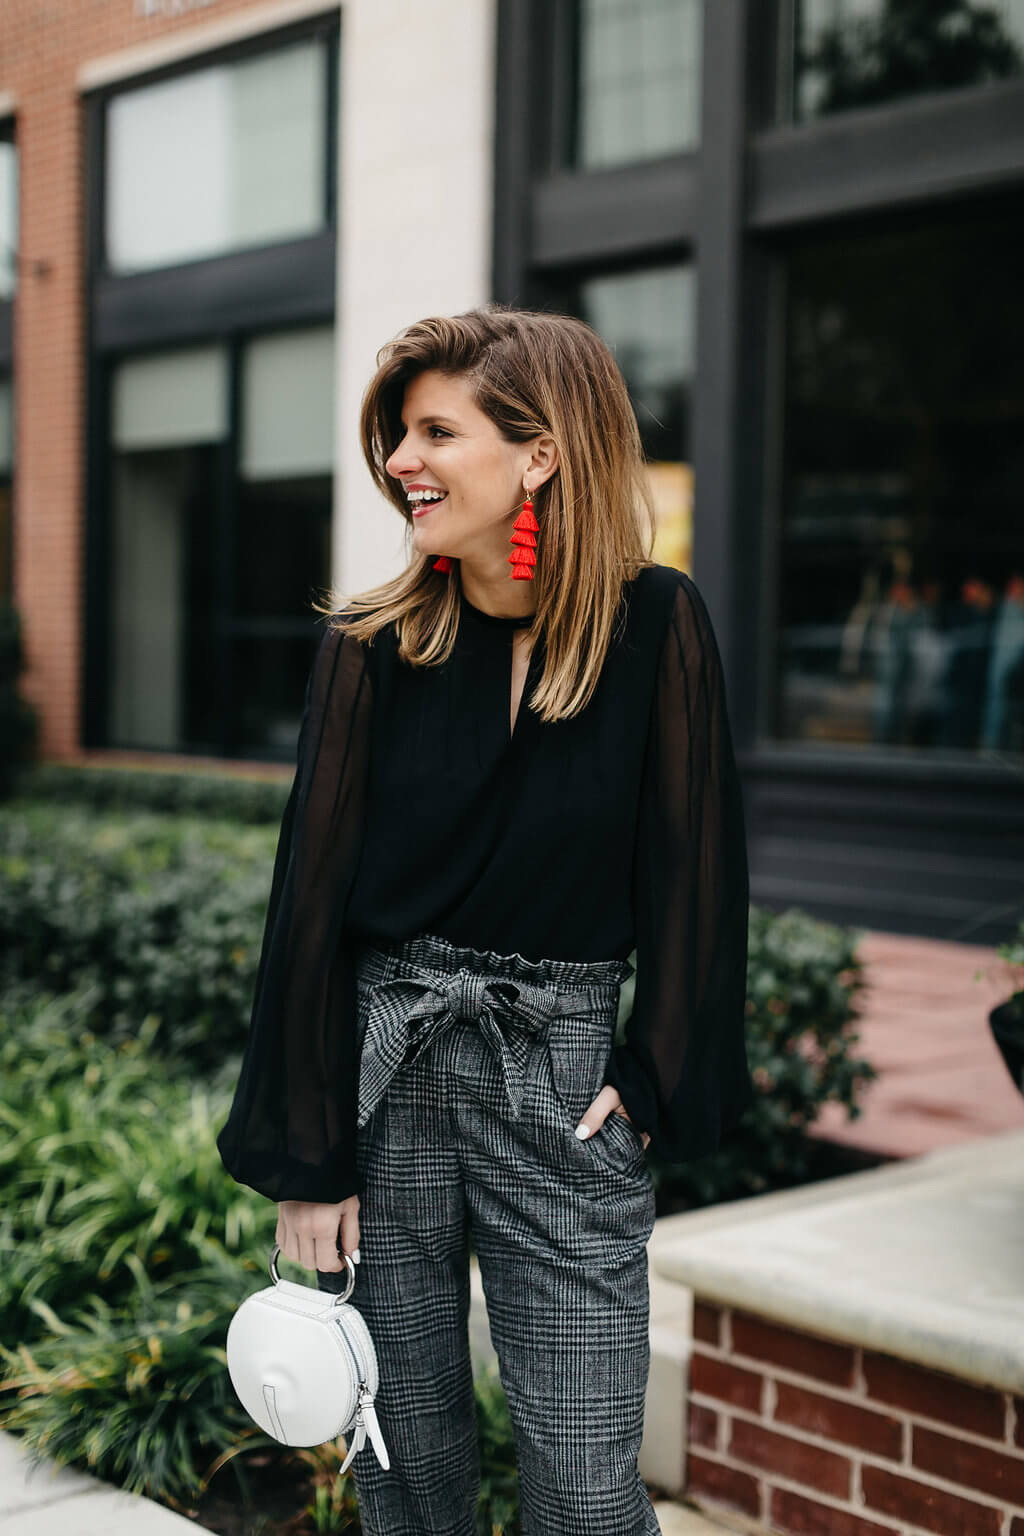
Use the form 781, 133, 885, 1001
216, 623, 374, 1205
605, 573, 754, 1163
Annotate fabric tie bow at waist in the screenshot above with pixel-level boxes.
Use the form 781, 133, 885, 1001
356, 966, 596, 1128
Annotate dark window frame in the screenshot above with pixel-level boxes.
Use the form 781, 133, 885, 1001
493, 0, 1024, 941
82, 10, 340, 759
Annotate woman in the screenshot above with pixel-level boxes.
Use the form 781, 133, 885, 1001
217, 305, 753, 1535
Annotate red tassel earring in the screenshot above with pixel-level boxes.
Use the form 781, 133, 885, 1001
509, 480, 539, 581
433, 555, 453, 572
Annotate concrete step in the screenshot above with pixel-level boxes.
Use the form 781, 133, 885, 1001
0, 1431, 200, 1534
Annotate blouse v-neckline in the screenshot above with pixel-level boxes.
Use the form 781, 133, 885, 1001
458, 591, 539, 743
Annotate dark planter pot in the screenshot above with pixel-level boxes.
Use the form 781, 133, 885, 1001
989, 1000, 1024, 1100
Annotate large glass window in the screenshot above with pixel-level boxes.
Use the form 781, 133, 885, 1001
792, 0, 1024, 121
235, 327, 334, 750
109, 347, 227, 749
572, 263, 696, 571
571, 0, 702, 167
105, 38, 328, 273
0, 136, 16, 301
107, 326, 333, 755
776, 201, 1024, 756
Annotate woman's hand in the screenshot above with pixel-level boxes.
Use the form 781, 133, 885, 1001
276, 1196, 361, 1273
575, 1085, 652, 1150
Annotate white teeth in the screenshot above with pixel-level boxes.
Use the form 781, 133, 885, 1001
408, 489, 446, 502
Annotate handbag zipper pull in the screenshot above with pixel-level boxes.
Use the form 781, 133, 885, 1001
338, 1409, 367, 1476
358, 1385, 391, 1469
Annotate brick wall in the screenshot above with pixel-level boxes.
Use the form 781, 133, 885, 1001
688, 1299, 1024, 1536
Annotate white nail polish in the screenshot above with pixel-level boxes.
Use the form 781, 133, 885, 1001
352, 1247, 361, 1263
575, 1123, 591, 1140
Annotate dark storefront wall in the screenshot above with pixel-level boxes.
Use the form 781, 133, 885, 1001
495, 0, 1024, 943
84, 13, 339, 761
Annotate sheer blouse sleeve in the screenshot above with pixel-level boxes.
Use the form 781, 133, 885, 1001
605, 572, 754, 1163
216, 623, 373, 1205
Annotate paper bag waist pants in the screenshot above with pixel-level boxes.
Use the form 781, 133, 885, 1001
317, 929, 661, 1536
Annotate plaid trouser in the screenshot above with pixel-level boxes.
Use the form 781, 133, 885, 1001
316, 930, 661, 1536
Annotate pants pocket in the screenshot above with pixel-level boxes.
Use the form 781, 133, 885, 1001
545, 1030, 648, 1173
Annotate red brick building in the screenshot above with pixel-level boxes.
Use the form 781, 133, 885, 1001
1, 0, 344, 761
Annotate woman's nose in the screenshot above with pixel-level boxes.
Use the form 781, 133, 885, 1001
386, 441, 422, 480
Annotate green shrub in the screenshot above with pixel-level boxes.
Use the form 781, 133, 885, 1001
0, 988, 264, 1348
0, 803, 277, 1070
0, 988, 520, 1529
2, 799, 874, 1204
644, 905, 873, 1205
21, 761, 290, 822
0, 604, 39, 799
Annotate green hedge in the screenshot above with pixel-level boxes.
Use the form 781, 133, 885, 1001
2, 797, 873, 1199
20, 761, 290, 823
0, 802, 279, 1072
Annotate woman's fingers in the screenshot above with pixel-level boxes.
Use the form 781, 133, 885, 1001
339, 1196, 361, 1266
574, 1083, 626, 1139
575, 1084, 652, 1149
276, 1199, 353, 1272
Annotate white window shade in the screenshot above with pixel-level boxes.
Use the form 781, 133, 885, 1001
112, 346, 228, 451
241, 326, 335, 480
0, 141, 18, 301
106, 39, 326, 273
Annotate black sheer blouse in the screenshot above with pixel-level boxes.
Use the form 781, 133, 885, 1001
216, 563, 753, 1204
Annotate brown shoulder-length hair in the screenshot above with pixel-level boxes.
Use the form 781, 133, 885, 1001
315, 303, 657, 723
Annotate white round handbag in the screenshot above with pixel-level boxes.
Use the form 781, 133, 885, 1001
226, 1246, 390, 1472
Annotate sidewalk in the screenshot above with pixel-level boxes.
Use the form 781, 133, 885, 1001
811, 930, 1022, 1158
0, 1431, 198, 1535
0, 1424, 732, 1535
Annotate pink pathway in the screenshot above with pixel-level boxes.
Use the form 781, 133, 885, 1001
811, 931, 1023, 1159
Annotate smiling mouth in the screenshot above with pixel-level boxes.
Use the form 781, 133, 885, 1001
411, 494, 448, 516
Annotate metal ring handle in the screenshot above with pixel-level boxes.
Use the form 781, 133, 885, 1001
268, 1244, 357, 1304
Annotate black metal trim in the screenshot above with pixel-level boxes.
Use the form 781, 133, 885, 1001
324, 19, 340, 229
492, 0, 538, 303
691, 0, 748, 699
92, 233, 336, 354
82, 93, 108, 749
530, 157, 698, 270
748, 76, 1024, 229
741, 743, 1024, 791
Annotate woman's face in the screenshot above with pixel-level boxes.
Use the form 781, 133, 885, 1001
384, 369, 543, 566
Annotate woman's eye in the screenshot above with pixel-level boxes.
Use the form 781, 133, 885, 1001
427, 426, 450, 439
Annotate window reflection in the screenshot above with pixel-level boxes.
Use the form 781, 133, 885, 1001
105, 39, 327, 273
573, 0, 702, 167
574, 264, 696, 571
793, 0, 1024, 120
778, 203, 1024, 755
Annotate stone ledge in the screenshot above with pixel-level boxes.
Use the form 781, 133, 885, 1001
652, 1130, 1024, 1395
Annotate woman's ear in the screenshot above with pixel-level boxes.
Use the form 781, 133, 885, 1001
528, 433, 559, 486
